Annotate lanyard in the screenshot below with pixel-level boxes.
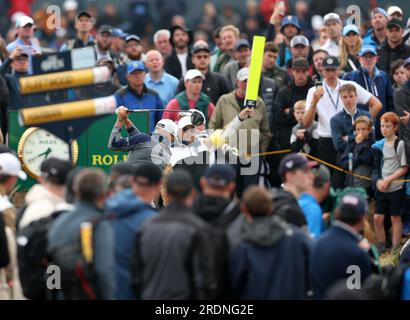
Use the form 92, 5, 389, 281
324, 81, 340, 111
362, 70, 379, 97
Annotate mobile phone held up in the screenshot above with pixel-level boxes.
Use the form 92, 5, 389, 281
315, 80, 322, 89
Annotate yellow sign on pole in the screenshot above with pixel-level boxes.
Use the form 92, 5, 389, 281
245, 35, 266, 108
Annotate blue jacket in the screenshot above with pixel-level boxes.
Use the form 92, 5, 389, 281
230, 216, 312, 299
330, 108, 371, 152
114, 85, 164, 133
105, 189, 157, 300
343, 67, 394, 139
309, 222, 372, 299
47, 201, 116, 300
362, 29, 382, 49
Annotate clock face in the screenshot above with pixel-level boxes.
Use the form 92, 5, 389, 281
18, 128, 78, 179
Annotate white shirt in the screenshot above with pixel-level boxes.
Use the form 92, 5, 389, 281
177, 52, 188, 76
305, 79, 372, 137
321, 39, 340, 57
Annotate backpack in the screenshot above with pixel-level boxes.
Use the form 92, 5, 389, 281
16, 210, 65, 300
363, 263, 410, 299
49, 215, 112, 300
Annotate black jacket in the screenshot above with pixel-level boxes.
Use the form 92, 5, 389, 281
377, 41, 410, 74
271, 188, 307, 227
132, 203, 217, 300
176, 70, 232, 104
0, 213, 9, 269
273, 78, 314, 148
0, 74, 9, 140
164, 49, 195, 80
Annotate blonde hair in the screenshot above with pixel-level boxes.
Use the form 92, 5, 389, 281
293, 100, 306, 111
339, 36, 362, 70
353, 116, 373, 130
220, 25, 240, 38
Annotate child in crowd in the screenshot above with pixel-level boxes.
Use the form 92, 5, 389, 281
290, 100, 318, 155
340, 116, 375, 195
372, 112, 408, 255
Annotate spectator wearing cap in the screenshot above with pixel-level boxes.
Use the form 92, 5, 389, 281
6, 15, 41, 57
363, 8, 388, 49
48, 168, 116, 300
144, 50, 179, 106
230, 185, 312, 299
222, 39, 252, 87
19, 158, 72, 230
153, 29, 173, 58
164, 25, 194, 79
106, 162, 162, 299
0, 152, 26, 300
394, 58, 410, 138
108, 106, 178, 169
303, 56, 382, 176
377, 18, 410, 74
132, 169, 218, 299
221, 39, 277, 115
60, 11, 95, 51
63, 0, 79, 39
387, 6, 403, 21
344, 45, 394, 139
262, 42, 290, 89
94, 25, 120, 66
163, 69, 215, 124
287, 35, 313, 73
310, 193, 373, 299
116, 34, 144, 85
299, 164, 330, 238
339, 24, 362, 73
321, 13, 343, 57
115, 60, 164, 133
177, 41, 231, 105
270, 15, 301, 68
273, 57, 314, 151
213, 25, 240, 73
111, 28, 128, 58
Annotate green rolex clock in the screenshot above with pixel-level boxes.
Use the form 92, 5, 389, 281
17, 127, 79, 180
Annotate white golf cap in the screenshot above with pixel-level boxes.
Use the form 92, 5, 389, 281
0, 153, 27, 180
184, 69, 205, 82
237, 67, 249, 81
323, 12, 341, 25
387, 6, 402, 16
63, 0, 79, 11
178, 116, 194, 129
16, 16, 35, 28
155, 119, 179, 138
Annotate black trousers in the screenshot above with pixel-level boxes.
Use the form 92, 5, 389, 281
317, 137, 345, 190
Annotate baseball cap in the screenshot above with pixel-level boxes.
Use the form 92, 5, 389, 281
323, 13, 342, 25
191, 42, 210, 55
75, 11, 92, 20
358, 45, 378, 57
155, 119, 179, 139
15, 16, 34, 28
387, 18, 404, 30
292, 58, 309, 69
322, 55, 340, 69
170, 25, 194, 47
234, 39, 251, 51
112, 28, 128, 39
290, 35, 309, 48
184, 69, 205, 82
387, 6, 403, 16
63, 0, 78, 11
125, 34, 141, 43
166, 169, 193, 197
337, 193, 368, 218
278, 153, 317, 177
371, 7, 388, 18
178, 116, 194, 130
127, 60, 146, 75
98, 25, 112, 35
40, 157, 72, 185
133, 162, 162, 185
203, 164, 236, 187
280, 16, 301, 32
342, 24, 360, 36
404, 57, 410, 68
237, 67, 249, 81
0, 153, 27, 180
